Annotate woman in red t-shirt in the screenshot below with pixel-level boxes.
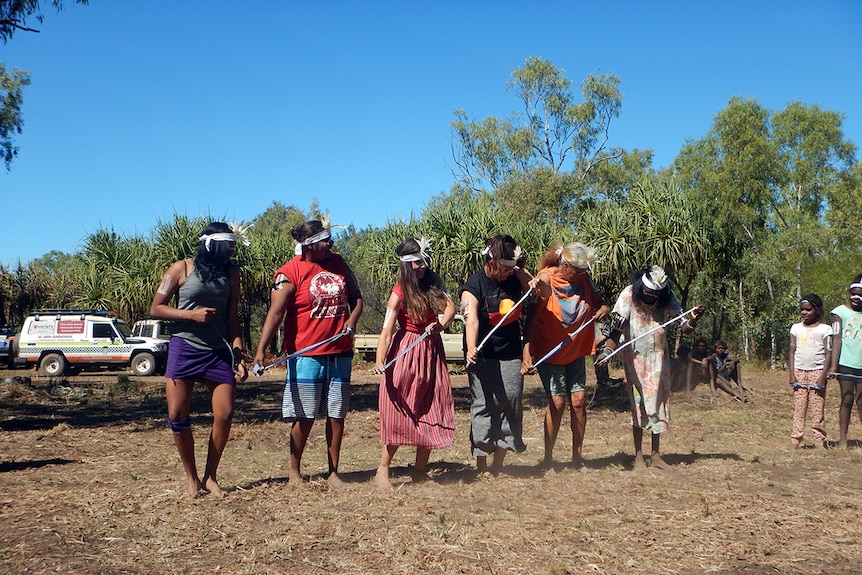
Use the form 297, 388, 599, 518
254, 219, 363, 487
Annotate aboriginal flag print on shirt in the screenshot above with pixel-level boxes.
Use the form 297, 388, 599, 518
487, 294, 521, 328
461, 270, 524, 360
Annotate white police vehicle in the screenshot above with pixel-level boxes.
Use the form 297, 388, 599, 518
14, 309, 169, 377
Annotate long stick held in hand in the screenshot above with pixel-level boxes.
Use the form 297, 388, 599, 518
253, 332, 345, 377
377, 331, 430, 373
532, 318, 595, 369
476, 290, 532, 353
596, 307, 698, 365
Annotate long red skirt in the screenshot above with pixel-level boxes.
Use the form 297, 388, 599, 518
379, 330, 455, 449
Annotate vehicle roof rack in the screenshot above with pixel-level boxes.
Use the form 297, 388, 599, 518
33, 309, 115, 318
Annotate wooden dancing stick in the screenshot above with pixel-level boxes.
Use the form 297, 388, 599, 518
375, 331, 431, 373
252, 332, 346, 377
532, 318, 595, 369
596, 307, 699, 365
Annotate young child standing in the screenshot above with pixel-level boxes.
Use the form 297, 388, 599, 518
788, 294, 832, 449
830, 275, 862, 449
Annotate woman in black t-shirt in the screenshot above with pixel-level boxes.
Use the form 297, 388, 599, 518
461, 235, 537, 476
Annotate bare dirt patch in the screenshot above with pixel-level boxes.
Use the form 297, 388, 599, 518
1, 364, 861, 574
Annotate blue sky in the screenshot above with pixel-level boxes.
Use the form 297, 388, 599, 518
2, 1, 860, 266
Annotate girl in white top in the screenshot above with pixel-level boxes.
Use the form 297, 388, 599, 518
788, 294, 832, 449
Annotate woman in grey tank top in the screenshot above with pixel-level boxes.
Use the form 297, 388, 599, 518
150, 221, 248, 499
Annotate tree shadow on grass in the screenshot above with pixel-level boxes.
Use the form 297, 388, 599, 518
1, 375, 630, 432
0, 376, 289, 432
581, 450, 746, 472
0, 458, 76, 472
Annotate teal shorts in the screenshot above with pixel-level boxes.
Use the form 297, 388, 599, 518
282, 352, 353, 420
537, 356, 586, 396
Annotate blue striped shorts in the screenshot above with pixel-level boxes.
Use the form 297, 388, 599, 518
282, 353, 353, 420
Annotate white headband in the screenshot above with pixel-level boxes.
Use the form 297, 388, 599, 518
482, 245, 521, 267
199, 232, 237, 252
295, 229, 332, 256
400, 236, 433, 263
850, 283, 862, 291
400, 252, 429, 263
301, 229, 331, 246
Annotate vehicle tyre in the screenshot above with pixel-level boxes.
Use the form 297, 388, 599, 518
9, 333, 20, 368
131, 352, 156, 376
40, 353, 67, 377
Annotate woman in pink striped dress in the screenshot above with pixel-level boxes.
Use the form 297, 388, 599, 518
373, 238, 456, 489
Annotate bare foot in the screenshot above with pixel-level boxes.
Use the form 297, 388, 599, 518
476, 456, 488, 474
571, 452, 585, 470
288, 469, 303, 485
326, 472, 347, 489
203, 475, 225, 499
410, 468, 429, 483
633, 454, 647, 472
186, 477, 203, 499
374, 467, 393, 491
650, 454, 672, 470
839, 440, 848, 450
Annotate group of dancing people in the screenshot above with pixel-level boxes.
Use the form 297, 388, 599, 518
149, 220, 704, 497
149, 220, 862, 498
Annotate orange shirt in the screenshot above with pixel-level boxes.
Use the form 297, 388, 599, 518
530, 269, 602, 365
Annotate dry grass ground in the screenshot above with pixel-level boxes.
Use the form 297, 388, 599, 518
1, 363, 861, 574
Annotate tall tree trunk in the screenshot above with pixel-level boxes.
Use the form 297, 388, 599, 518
739, 279, 750, 361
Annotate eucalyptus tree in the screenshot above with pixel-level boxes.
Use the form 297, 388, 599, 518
672, 96, 859, 364
0, 0, 89, 41
449, 58, 636, 223
770, 101, 857, 298
1, 1, 89, 169
673, 97, 781, 359
0, 63, 28, 169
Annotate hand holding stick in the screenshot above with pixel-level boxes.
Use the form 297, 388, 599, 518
252, 332, 345, 377
373, 331, 430, 374
596, 307, 699, 366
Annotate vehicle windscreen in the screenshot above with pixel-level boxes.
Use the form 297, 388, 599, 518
115, 321, 133, 338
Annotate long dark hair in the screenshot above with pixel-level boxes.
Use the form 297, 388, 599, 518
194, 222, 234, 283
483, 235, 525, 266
396, 238, 448, 323
631, 266, 672, 308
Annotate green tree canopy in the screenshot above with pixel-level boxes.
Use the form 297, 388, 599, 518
0, 0, 88, 42
0, 63, 29, 169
